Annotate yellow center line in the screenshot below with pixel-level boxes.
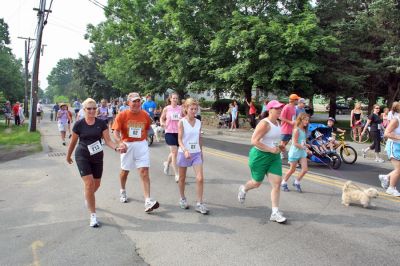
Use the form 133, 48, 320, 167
31, 240, 44, 266
203, 147, 400, 203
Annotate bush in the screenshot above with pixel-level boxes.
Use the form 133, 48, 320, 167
211, 99, 233, 114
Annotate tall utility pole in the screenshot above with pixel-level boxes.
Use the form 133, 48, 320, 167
29, 0, 50, 132
17, 37, 35, 117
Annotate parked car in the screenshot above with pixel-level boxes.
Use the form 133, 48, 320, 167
326, 103, 351, 115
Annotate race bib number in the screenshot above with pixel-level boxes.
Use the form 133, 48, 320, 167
171, 112, 180, 120
188, 141, 199, 152
129, 127, 142, 138
292, 115, 296, 122
149, 108, 153, 112
87, 140, 103, 155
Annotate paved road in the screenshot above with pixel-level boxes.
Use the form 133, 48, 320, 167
1, 107, 399, 266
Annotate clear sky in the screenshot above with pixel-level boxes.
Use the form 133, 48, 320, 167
0, 0, 107, 89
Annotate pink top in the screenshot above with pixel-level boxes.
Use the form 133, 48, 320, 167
249, 103, 256, 115
280, 104, 296, 134
165, 105, 182, 133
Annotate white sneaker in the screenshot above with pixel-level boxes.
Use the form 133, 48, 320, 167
195, 203, 209, 214
145, 198, 160, 212
386, 187, 400, 197
120, 190, 128, 203
163, 161, 169, 175
375, 158, 384, 163
238, 185, 246, 204
378, 174, 389, 189
179, 198, 189, 209
175, 174, 179, 183
90, 216, 100, 228
361, 149, 367, 158
270, 211, 287, 223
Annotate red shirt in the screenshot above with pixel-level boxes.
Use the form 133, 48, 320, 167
112, 110, 151, 142
12, 104, 20, 116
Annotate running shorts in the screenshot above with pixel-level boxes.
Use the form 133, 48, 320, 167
177, 152, 202, 167
248, 147, 282, 182
165, 133, 179, 146
120, 140, 150, 170
386, 140, 400, 161
75, 155, 104, 179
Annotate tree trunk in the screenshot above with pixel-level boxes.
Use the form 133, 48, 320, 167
244, 81, 252, 102
367, 92, 378, 114
328, 92, 337, 119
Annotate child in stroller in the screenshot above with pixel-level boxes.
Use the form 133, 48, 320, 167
310, 130, 330, 155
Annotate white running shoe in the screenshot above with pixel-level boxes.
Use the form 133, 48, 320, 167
120, 190, 128, 203
175, 174, 179, 183
163, 161, 169, 175
386, 187, 400, 197
378, 175, 389, 189
179, 198, 189, 209
145, 198, 160, 212
195, 203, 209, 214
238, 185, 246, 204
270, 211, 287, 223
90, 216, 100, 228
375, 158, 384, 163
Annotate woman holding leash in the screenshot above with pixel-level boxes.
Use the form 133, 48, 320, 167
379, 102, 400, 196
237, 100, 287, 224
361, 104, 384, 163
66, 98, 127, 227
177, 98, 209, 214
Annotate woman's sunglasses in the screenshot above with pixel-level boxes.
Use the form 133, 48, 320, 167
86, 107, 97, 111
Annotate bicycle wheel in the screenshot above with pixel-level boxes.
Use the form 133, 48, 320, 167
329, 153, 342, 169
340, 145, 357, 164
350, 129, 369, 143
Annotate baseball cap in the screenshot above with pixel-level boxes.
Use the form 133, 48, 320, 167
266, 100, 285, 111
328, 117, 336, 122
289, 94, 300, 100
128, 92, 141, 101
298, 98, 306, 103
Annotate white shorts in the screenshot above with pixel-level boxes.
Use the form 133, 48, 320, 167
58, 122, 68, 132
120, 140, 150, 170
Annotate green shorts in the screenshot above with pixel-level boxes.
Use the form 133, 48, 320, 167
248, 147, 282, 182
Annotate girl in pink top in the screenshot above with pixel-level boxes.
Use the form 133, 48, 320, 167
161, 93, 184, 182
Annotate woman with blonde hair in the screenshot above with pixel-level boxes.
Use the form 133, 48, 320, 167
177, 98, 208, 214
379, 101, 400, 196
361, 104, 384, 163
350, 102, 363, 142
66, 98, 127, 227
281, 113, 310, 193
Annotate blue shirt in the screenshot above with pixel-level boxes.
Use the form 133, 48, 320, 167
295, 106, 306, 117
142, 100, 157, 118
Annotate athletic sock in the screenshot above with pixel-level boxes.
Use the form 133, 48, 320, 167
120, 189, 125, 194
272, 207, 279, 214
90, 213, 96, 218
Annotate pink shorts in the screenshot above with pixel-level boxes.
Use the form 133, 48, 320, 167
177, 152, 203, 167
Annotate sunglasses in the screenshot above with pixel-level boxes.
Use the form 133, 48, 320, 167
86, 107, 97, 111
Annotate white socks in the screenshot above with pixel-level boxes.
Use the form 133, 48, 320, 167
272, 207, 279, 214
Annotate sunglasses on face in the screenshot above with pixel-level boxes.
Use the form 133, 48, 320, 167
86, 107, 97, 111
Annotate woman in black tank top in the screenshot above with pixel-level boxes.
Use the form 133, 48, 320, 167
351, 102, 363, 142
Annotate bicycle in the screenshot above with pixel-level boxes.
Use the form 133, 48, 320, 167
333, 132, 358, 164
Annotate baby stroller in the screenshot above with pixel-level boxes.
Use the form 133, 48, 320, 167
307, 123, 342, 169
217, 113, 231, 128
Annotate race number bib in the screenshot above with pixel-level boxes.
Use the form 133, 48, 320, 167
292, 115, 296, 121
149, 108, 154, 112
129, 127, 142, 138
87, 140, 103, 155
188, 141, 199, 152
171, 112, 180, 121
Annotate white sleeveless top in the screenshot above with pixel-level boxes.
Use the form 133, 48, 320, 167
390, 116, 400, 143
178, 118, 201, 153
256, 118, 281, 149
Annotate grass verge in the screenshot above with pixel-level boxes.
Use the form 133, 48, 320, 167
0, 123, 42, 151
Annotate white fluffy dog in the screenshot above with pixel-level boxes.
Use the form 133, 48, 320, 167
151, 123, 164, 142
341, 181, 378, 208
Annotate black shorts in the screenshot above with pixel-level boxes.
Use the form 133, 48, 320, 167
165, 133, 179, 146
75, 154, 104, 179
74, 109, 80, 114
37, 112, 41, 117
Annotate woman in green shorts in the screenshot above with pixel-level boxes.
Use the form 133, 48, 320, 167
237, 100, 287, 223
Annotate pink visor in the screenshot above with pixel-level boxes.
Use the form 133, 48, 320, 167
266, 100, 285, 110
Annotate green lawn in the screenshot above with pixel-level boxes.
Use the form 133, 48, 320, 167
0, 123, 41, 147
